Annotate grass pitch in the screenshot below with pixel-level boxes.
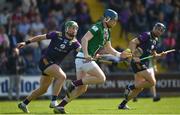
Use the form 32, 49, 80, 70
0, 97, 180, 114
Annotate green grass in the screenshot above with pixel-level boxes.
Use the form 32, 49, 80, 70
0, 97, 180, 114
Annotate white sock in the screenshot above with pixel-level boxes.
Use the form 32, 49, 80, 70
51, 100, 58, 106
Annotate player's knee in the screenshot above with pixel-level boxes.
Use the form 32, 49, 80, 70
99, 75, 106, 83
150, 79, 156, 86
57, 74, 66, 81
61, 74, 67, 80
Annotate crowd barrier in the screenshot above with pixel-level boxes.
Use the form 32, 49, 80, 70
0, 73, 180, 97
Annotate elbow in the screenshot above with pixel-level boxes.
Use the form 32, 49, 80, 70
129, 39, 137, 48
129, 40, 134, 48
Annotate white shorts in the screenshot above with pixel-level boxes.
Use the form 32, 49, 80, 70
75, 52, 99, 72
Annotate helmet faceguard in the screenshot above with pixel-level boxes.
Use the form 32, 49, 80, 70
65, 21, 79, 32
153, 22, 166, 33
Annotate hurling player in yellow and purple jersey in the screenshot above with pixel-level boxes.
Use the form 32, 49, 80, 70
118, 22, 166, 109
17, 21, 81, 113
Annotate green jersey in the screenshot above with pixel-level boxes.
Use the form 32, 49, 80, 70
85, 21, 111, 57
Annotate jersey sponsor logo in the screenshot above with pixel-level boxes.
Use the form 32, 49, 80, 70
92, 26, 98, 31
60, 44, 66, 49
151, 45, 154, 50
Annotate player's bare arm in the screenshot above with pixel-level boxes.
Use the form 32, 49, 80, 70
129, 38, 141, 62
129, 38, 140, 55
104, 41, 132, 59
17, 34, 47, 49
81, 31, 94, 60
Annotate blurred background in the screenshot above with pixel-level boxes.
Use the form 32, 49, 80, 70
0, 0, 179, 100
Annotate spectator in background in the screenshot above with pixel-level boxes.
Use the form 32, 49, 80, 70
0, 7, 10, 30
49, 0, 63, 12
26, 6, 39, 22
76, 1, 92, 39
157, 12, 167, 27
0, 48, 8, 74
147, 0, 164, 28
161, 0, 174, 23
7, 26, 25, 100
134, 4, 148, 33
108, 0, 123, 12
17, 16, 30, 37
0, 26, 9, 51
119, 0, 131, 41
63, 0, 75, 16
66, 7, 78, 22
0, 25, 9, 74
31, 14, 45, 35
21, 0, 37, 14
11, 6, 23, 25
162, 32, 176, 70
45, 10, 58, 31
37, 0, 50, 21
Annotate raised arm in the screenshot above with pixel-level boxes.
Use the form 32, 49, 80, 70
17, 34, 47, 49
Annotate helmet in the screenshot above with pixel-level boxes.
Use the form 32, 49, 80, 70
104, 9, 118, 20
154, 22, 166, 32
65, 21, 78, 32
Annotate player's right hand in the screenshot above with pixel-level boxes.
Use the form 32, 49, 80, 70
16, 42, 26, 49
84, 55, 93, 62
133, 57, 141, 63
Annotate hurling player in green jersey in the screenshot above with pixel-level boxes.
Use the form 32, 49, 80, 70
54, 9, 132, 113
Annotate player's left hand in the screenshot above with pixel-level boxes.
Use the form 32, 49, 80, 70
16, 42, 26, 49
160, 51, 167, 57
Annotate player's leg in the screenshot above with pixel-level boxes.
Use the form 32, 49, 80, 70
150, 86, 156, 97
45, 64, 67, 108
55, 62, 106, 113
66, 57, 106, 96
149, 69, 160, 102
54, 71, 88, 114
18, 74, 53, 113
150, 85, 160, 102
118, 74, 144, 109
127, 69, 156, 90
73, 61, 106, 84
66, 71, 88, 100
125, 68, 156, 101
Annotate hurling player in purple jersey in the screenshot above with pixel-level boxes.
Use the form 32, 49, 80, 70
118, 22, 167, 109
17, 21, 81, 113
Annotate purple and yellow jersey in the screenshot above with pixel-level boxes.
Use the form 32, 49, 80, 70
43, 31, 81, 64
137, 32, 159, 67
